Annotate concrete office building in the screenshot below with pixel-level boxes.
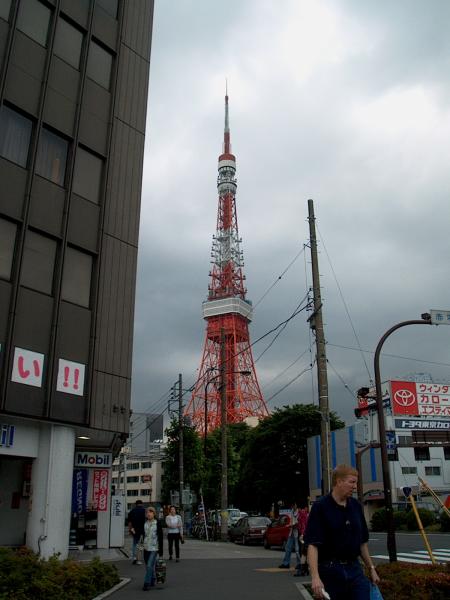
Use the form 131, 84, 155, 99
0, 0, 153, 558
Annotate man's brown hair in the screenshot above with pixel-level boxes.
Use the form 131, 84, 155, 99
331, 464, 358, 487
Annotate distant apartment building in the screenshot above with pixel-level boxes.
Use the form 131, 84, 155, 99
111, 412, 165, 510
0, 0, 153, 557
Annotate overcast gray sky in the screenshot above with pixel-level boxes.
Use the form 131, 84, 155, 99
131, 0, 450, 427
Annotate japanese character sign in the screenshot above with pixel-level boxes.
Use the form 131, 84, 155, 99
11, 347, 44, 388
390, 380, 450, 417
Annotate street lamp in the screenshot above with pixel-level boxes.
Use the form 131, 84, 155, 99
374, 312, 431, 562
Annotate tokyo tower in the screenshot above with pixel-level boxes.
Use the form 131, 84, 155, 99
185, 92, 269, 434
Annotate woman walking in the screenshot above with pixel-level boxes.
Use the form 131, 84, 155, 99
165, 505, 183, 562
142, 506, 163, 591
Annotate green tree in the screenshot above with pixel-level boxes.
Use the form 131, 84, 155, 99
235, 404, 344, 513
161, 419, 204, 504
202, 422, 251, 509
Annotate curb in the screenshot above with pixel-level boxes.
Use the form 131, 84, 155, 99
92, 577, 131, 600
294, 582, 314, 599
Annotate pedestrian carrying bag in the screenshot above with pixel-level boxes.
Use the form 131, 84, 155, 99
370, 584, 384, 600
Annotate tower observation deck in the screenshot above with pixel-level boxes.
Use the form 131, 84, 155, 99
185, 93, 269, 434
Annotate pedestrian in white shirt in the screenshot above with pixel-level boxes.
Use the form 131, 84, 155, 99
165, 505, 183, 562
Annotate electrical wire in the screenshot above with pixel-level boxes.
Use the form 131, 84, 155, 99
262, 347, 311, 392
253, 244, 306, 308
327, 342, 450, 368
265, 363, 315, 405
326, 359, 358, 401
316, 224, 373, 385
254, 292, 310, 363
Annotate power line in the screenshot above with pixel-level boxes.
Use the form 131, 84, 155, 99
253, 244, 306, 308
262, 347, 311, 392
265, 364, 315, 405
327, 359, 358, 401
327, 342, 450, 368
316, 224, 373, 385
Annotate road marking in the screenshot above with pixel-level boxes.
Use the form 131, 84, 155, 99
373, 549, 450, 565
254, 567, 296, 572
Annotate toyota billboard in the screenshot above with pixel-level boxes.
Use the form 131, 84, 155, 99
390, 380, 450, 417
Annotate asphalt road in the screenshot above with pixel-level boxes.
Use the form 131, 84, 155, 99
107, 532, 450, 599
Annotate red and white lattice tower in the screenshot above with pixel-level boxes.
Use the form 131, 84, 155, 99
185, 92, 269, 434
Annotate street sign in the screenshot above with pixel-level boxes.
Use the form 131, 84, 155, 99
430, 309, 450, 325
402, 486, 412, 497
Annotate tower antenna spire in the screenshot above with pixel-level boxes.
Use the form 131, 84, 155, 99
223, 83, 231, 155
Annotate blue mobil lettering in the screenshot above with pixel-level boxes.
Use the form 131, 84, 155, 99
76, 453, 111, 466
0, 424, 15, 448
71, 469, 88, 514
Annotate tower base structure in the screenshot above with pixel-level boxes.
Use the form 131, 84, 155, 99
187, 313, 268, 434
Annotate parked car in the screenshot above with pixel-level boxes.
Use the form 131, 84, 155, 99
263, 513, 292, 549
229, 516, 271, 545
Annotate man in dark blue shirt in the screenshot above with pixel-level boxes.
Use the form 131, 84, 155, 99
304, 465, 380, 599
128, 500, 146, 565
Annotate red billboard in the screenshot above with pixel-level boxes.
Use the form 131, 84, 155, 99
390, 380, 450, 417
92, 469, 109, 512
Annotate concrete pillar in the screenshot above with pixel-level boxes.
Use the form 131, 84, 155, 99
26, 424, 75, 559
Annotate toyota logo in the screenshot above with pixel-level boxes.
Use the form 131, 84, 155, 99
393, 389, 416, 407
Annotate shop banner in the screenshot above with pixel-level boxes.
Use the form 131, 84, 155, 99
72, 469, 88, 515
92, 469, 109, 512
390, 380, 450, 417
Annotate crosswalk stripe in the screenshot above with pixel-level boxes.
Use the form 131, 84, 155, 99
373, 550, 449, 565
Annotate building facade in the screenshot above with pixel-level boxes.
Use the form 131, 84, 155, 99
307, 379, 450, 521
0, 0, 153, 557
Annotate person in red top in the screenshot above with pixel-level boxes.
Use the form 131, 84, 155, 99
278, 503, 308, 570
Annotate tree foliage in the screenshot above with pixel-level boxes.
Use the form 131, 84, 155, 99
161, 404, 344, 514
161, 419, 204, 503
235, 404, 344, 512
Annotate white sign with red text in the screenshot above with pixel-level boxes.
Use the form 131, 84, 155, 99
390, 380, 450, 417
11, 347, 44, 388
56, 359, 85, 396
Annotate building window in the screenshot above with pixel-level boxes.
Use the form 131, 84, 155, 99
72, 147, 103, 203
86, 40, 113, 90
0, 0, 12, 21
35, 128, 68, 186
398, 435, 412, 446
61, 247, 92, 308
424, 466, 441, 476
127, 476, 139, 483
141, 489, 151, 496
414, 447, 430, 461
128, 462, 140, 470
127, 489, 139, 497
21, 230, 56, 295
141, 462, 152, 469
445, 447, 450, 460
97, 0, 118, 18
0, 105, 33, 167
0, 218, 16, 280
401, 466, 417, 475
16, 0, 51, 47
53, 17, 83, 69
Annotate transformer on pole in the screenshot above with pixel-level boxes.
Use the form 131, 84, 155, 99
185, 92, 269, 433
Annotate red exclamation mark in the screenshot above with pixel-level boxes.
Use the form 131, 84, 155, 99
63, 366, 70, 388
73, 368, 79, 390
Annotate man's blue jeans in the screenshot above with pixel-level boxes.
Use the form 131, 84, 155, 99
318, 560, 370, 600
143, 550, 157, 586
281, 534, 300, 567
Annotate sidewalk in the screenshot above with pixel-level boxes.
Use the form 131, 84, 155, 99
104, 536, 311, 600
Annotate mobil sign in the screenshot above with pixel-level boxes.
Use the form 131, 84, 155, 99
74, 451, 112, 468
390, 380, 450, 417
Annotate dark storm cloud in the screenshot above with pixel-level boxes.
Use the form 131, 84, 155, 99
133, 0, 450, 425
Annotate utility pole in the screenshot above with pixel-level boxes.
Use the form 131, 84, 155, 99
307, 199, 331, 495
178, 373, 184, 515
220, 328, 228, 541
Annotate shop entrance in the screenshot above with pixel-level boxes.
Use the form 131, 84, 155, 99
0, 456, 32, 546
